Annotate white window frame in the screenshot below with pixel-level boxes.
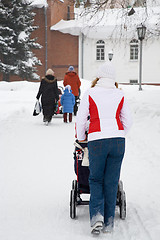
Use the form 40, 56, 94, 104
96, 40, 105, 61
130, 39, 139, 61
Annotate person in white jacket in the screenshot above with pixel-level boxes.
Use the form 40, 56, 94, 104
76, 62, 132, 235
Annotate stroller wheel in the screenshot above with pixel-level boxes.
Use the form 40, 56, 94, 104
70, 189, 76, 219
119, 190, 126, 220
118, 180, 123, 192
72, 180, 78, 192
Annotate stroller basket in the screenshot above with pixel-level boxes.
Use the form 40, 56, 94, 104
74, 141, 89, 192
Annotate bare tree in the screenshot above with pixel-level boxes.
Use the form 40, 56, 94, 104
69, 0, 160, 37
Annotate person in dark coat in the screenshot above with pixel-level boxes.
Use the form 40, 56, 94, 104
36, 68, 59, 124
60, 85, 75, 123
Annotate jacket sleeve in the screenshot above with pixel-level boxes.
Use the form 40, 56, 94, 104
77, 75, 81, 89
120, 96, 132, 135
72, 94, 75, 105
63, 75, 67, 87
36, 80, 43, 100
60, 94, 63, 106
76, 90, 89, 141
55, 81, 59, 101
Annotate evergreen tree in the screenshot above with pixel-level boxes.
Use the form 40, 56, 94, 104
0, 1, 17, 81
0, 0, 41, 81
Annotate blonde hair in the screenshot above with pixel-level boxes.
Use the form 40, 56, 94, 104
91, 78, 99, 88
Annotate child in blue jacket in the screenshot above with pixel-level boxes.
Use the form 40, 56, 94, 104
60, 85, 75, 122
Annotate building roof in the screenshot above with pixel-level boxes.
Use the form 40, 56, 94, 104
28, 0, 48, 8
51, 7, 160, 39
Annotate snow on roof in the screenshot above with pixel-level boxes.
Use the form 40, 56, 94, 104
51, 6, 160, 39
28, 0, 48, 8
50, 19, 82, 36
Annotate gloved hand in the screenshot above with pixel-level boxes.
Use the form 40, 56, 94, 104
76, 139, 87, 148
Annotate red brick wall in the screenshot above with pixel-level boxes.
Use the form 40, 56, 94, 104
50, 31, 78, 80
0, 74, 22, 82
50, 0, 75, 25
48, 0, 78, 80
32, 7, 46, 80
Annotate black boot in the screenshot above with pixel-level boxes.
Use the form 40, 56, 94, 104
43, 116, 47, 122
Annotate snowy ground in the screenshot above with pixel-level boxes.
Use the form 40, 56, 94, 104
0, 80, 160, 240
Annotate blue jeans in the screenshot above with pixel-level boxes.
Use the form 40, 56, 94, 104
88, 138, 125, 228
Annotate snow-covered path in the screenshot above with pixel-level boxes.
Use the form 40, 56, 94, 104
0, 81, 160, 240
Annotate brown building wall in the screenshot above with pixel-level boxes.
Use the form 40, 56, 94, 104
32, 8, 46, 80
35, 0, 78, 81
47, 0, 78, 80
51, 31, 78, 80
50, 0, 75, 24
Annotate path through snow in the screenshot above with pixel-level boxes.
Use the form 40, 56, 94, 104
0, 81, 160, 240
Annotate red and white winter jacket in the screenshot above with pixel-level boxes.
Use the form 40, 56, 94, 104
76, 84, 132, 142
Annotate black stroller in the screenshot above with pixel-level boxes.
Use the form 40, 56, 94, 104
70, 140, 127, 220
73, 89, 81, 116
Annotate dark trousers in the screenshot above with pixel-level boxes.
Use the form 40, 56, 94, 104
42, 100, 55, 123
63, 113, 72, 123
88, 138, 125, 228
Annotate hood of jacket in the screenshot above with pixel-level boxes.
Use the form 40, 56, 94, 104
65, 72, 77, 77
42, 75, 57, 83
64, 88, 72, 95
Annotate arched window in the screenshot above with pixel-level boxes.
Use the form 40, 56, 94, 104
96, 40, 105, 61
130, 39, 138, 60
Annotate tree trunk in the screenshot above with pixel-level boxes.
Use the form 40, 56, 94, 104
3, 73, 10, 82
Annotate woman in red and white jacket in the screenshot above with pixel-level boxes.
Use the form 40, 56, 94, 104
76, 62, 132, 235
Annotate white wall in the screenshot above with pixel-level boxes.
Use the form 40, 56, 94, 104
81, 36, 160, 84
143, 39, 160, 83
147, 0, 160, 6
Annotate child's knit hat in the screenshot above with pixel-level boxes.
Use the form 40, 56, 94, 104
65, 85, 71, 93
68, 66, 74, 72
96, 62, 115, 80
